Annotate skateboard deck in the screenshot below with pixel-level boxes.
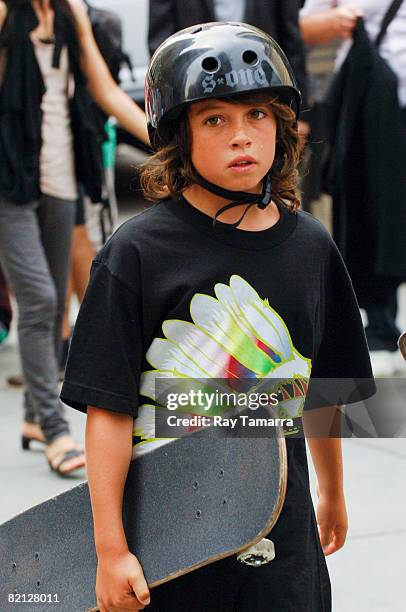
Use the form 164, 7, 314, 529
0, 408, 287, 612
399, 331, 406, 361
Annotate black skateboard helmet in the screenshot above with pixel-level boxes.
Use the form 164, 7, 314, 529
145, 21, 301, 148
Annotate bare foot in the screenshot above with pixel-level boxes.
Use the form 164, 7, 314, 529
46, 435, 85, 476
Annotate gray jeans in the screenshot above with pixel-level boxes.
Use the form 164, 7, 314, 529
0, 194, 75, 443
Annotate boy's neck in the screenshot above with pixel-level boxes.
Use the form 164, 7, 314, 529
183, 183, 281, 232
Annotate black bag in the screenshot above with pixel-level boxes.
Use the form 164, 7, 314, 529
85, 2, 134, 84
323, 0, 404, 197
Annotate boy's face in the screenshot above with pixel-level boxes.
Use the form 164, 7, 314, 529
188, 98, 277, 194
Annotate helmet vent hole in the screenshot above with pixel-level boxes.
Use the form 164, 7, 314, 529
191, 26, 202, 34
202, 56, 220, 73
243, 50, 258, 65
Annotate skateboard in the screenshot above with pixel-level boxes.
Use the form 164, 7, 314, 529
0, 406, 287, 612
399, 331, 406, 361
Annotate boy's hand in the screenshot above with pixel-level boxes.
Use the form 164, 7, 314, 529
315, 488, 348, 556
96, 550, 150, 611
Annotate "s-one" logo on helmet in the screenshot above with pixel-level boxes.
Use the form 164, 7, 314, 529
202, 67, 268, 94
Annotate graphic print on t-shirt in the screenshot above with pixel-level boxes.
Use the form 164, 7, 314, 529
132, 275, 312, 457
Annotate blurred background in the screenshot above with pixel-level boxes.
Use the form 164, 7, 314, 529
1, 1, 406, 610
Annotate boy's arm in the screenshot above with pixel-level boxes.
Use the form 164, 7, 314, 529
302, 406, 348, 556
86, 406, 151, 610
86, 406, 133, 555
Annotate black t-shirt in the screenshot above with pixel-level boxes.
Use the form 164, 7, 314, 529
61, 197, 374, 610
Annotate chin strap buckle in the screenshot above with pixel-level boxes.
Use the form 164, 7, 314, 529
194, 170, 273, 229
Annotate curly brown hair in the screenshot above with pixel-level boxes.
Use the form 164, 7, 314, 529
140, 92, 301, 213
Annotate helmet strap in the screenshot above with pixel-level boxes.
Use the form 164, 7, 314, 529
192, 170, 273, 229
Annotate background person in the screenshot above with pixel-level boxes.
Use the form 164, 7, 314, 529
0, 0, 149, 476
59, 191, 96, 373
300, 0, 406, 376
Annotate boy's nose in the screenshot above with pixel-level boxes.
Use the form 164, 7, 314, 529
230, 123, 252, 148
230, 131, 252, 148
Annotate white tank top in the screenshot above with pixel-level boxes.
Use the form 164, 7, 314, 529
31, 37, 78, 200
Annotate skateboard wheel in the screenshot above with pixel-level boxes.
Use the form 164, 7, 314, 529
237, 538, 275, 566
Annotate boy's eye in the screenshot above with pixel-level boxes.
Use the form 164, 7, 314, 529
250, 109, 267, 119
205, 116, 223, 126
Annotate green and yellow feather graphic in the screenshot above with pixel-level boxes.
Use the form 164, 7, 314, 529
132, 275, 312, 457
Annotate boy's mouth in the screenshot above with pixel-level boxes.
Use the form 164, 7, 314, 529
228, 156, 257, 173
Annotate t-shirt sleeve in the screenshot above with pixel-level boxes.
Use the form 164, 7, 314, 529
60, 259, 143, 417
305, 240, 376, 410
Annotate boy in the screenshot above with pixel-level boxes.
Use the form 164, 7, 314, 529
61, 23, 374, 612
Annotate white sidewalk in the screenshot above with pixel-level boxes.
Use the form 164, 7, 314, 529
309, 439, 406, 611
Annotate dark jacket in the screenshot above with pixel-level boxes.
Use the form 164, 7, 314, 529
324, 19, 406, 301
148, 0, 308, 110
0, 2, 105, 205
